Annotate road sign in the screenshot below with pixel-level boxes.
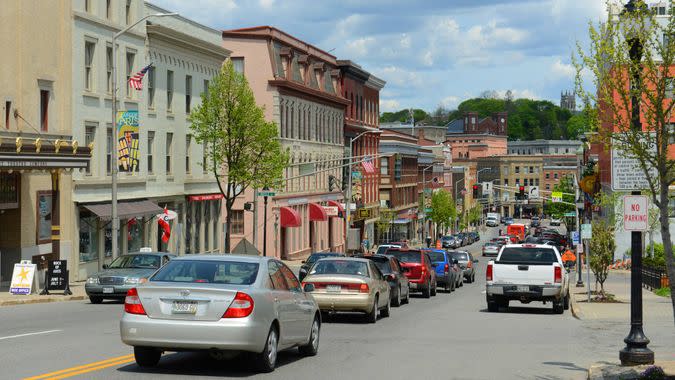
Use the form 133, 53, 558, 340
564, 212, 576, 217
611, 139, 657, 191
551, 192, 563, 203
482, 182, 493, 196
623, 195, 649, 231
571, 231, 580, 245
581, 223, 592, 240
323, 206, 338, 217
529, 186, 539, 199
257, 190, 276, 197
424, 208, 432, 213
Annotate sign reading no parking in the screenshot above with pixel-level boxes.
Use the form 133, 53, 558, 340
623, 195, 648, 232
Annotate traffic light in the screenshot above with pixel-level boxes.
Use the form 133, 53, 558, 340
328, 175, 336, 191
472, 184, 479, 198
518, 185, 525, 199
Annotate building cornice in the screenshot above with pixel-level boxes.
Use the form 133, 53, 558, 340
270, 79, 349, 107
147, 24, 231, 60
73, 11, 145, 39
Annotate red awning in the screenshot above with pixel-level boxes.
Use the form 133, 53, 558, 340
309, 203, 328, 222
327, 200, 344, 212
280, 206, 302, 228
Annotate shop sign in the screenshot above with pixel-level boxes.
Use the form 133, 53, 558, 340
9, 261, 37, 295
551, 192, 563, 203
323, 206, 338, 217
46, 260, 68, 292
188, 193, 224, 202
116, 110, 140, 173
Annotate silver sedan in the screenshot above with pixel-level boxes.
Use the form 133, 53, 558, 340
120, 255, 321, 373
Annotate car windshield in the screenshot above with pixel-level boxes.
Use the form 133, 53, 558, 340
307, 253, 340, 265
108, 255, 160, 269
425, 251, 445, 262
388, 251, 422, 263
369, 258, 392, 274
150, 260, 259, 284
451, 252, 469, 261
309, 260, 369, 276
498, 247, 558, 264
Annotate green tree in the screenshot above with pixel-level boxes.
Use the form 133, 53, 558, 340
468, 205, 482, 227
589, 219, 616, 297
189, 60, 288, 253
546, 175, 576, 230
574, 0, 675, 323
565, 111, 590, 139
427, 190, 457, 234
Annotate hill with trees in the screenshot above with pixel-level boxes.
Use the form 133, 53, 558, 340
380, 93, 590, 141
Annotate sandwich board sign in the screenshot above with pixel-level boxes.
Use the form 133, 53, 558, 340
9, 261, 37, 295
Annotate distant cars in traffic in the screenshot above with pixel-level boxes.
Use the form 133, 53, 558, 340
504, 217, 514, 226
482, 242, 500, 257
298, 252, 344, 281
449, 250, 477, 283
120, 255, 321, 373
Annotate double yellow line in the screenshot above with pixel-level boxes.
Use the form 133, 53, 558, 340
24, 354, 135, 380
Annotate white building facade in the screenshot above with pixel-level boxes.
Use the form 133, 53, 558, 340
70, 0, 229, 279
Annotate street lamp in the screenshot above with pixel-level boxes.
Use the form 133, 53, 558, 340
619, 0, 654, 366
110, 12, 177, 261
345, 129, 381, 251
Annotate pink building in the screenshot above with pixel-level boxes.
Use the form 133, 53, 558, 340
445, 112, 508, 160
222, 26, 348, 259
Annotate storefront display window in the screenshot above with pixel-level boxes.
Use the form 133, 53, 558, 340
127, 217, 144, 252
104, 222, 123, 257
79, 214, 98, 262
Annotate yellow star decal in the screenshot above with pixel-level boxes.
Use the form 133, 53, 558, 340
17, 268, 30, 284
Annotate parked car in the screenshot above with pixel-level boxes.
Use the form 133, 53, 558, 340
449, 250, 477, 283
457, 233, 470, 246
486, 244, 570, 314
302, 257, 391, 323
486, 216, 499, 227
469, 231, 480, 242
120, 255, 321, 373
550, 217, 562, 226
500, 216, 507, 224
441, 236, 457, 249
86, 251, 174, 304
298, 252, 344, 281
504, 217, 514, 226
386, 249, 438, 298
360, 254, 410, 306
449, 235, 462, 248
375, 244, 401, 255
482, 242, 500, 257
422, 249, 460, 292
530, 217, 541, 228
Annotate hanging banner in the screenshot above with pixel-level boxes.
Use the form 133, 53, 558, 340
9, 262, 37, 295
116, 110, 140, 173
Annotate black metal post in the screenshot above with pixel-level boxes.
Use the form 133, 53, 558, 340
263, 194, 269, 257
620, 1, 653, 365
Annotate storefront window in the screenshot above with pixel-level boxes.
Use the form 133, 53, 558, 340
127, 217, 144, 252
104, 223, 123, 257
195, 201, 202, 253
79, 214, 98, 262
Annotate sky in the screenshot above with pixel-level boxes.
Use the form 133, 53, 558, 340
151, 0, 608, 113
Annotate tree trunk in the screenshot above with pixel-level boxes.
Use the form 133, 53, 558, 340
224, 199, 233, 253
658, 188, 675, 327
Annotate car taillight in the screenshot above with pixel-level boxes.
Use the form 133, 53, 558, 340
359, 283, 369, 293
444, 263, 449, 273
486, 263, 493, 282
467, 260, 473, 269
124, 288, 146, 315
223, 292, 255, 318
554, 266, 562, 284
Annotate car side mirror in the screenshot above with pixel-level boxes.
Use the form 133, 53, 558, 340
303, 283, 315, 292
102, 264, 109, 269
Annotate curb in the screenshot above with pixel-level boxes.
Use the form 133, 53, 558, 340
570, 294, 582, 320
0, 295, 87, 307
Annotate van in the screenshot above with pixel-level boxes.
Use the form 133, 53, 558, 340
506, 223, 526, 243
486, 216, 499, 227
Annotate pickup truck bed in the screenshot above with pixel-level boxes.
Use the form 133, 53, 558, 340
486, 244, 569, 314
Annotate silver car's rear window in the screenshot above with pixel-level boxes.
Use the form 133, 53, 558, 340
309, 260, 369, 277
150, 260, 259, 285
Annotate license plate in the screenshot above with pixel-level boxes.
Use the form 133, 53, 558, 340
172, 301, 197, 314
102, 287, 114, 294
517, 286, 529, 292
326, 285, 341, 293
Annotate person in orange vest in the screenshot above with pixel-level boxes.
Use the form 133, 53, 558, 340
561, 245, 577, 270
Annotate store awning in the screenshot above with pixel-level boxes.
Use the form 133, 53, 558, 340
309, 203, 328, 222
327, 200, 344, 212
280, 206, 302, 228
82, 200, 163, 221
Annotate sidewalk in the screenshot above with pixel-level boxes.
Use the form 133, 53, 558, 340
570, 269, 673, 322
0, 283, 87, 307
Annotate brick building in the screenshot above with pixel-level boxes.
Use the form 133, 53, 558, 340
445, 112, 508, 160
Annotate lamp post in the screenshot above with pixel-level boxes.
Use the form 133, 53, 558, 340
619, 0, 653, 366
345, 129, 381, 252
110, 12, 176, 261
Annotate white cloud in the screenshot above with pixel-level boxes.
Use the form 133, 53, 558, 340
259, 0, 275, 8
551, 59, 576, 79
422, 51, 433, 66
495, 89, 541, 100
344, 37, 376, 58
400, 34, 411, 49
440, 96, 460, 109
380, 99, 401, 112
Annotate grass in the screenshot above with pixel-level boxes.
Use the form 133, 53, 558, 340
654, 287, 671, 297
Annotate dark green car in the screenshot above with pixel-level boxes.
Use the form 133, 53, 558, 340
85, 252, 175, 303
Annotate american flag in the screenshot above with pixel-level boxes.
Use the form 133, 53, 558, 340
361, 156, 375, 174
128, 63, 153, 90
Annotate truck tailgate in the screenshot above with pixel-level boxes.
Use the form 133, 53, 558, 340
493, 264, 556, 285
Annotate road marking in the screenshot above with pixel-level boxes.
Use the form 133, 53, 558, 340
24, 354, 134, 380
0, 329, 61, 341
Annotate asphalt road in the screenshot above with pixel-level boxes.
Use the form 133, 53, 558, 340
1, 223, 673, 380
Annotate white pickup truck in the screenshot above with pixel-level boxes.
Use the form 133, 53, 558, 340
486, 243, 569, 314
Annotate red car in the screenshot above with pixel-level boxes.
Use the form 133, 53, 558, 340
386, 249, 437, 298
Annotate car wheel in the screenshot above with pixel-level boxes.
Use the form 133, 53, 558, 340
497, 299, 509, 309
422, 280, 431, 298
403, 287, 410, 304
381, 296, 391, 318
563, 293, 570, 310
89, 296, 103, 304
134, 347, 161, 367
255, 325, 278, 372
553, 298, 565, 314
298, 316, 320, 356
487, 301, 499, 312
366, 296, 378, 323
445, 281, 451, 293
392, 286, 401, 307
